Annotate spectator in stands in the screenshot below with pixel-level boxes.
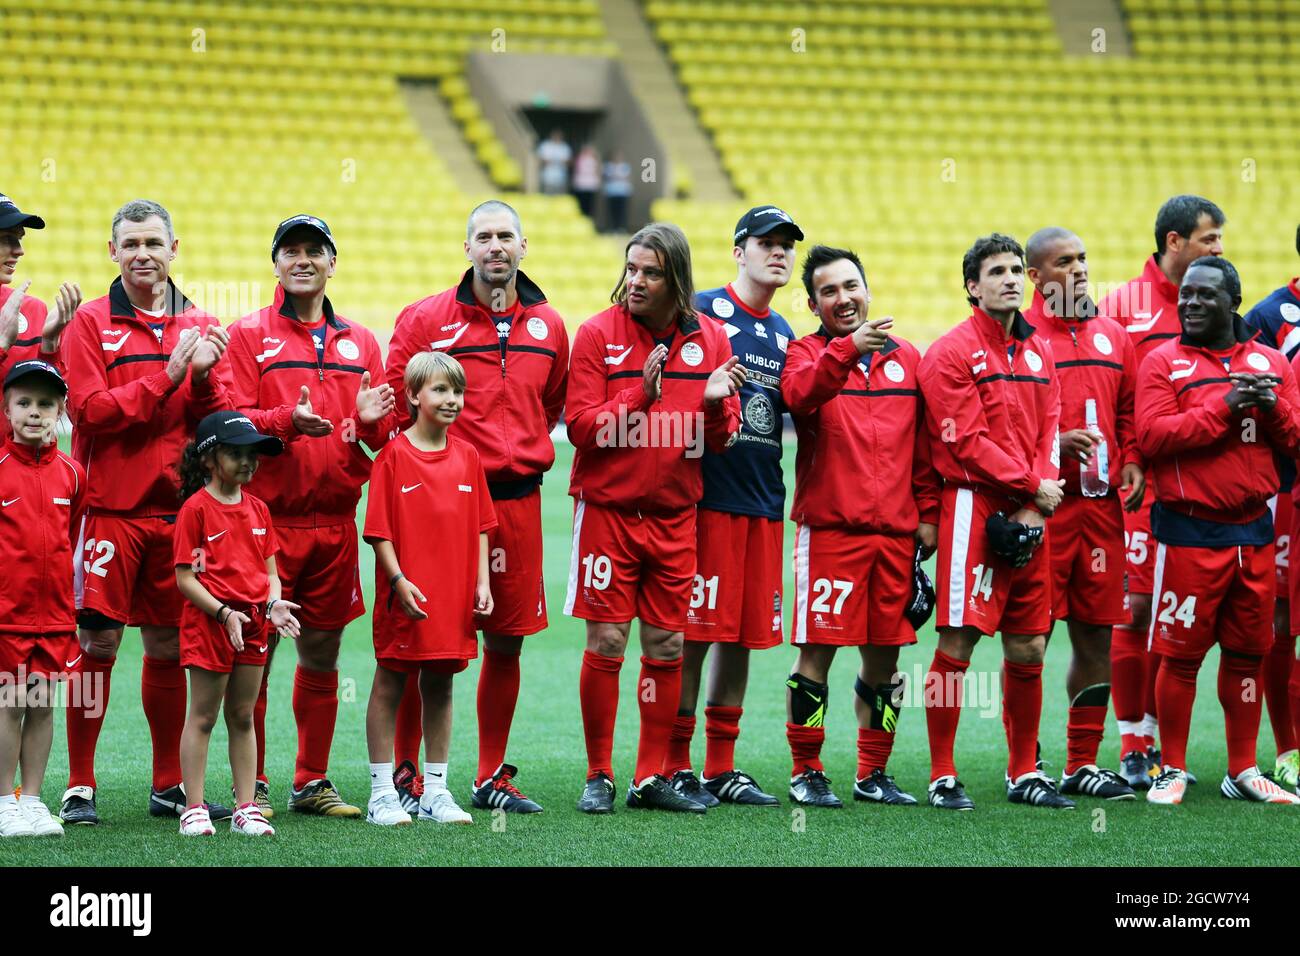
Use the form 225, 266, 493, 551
572, 144, 601, 220
537, 130, 572, 196
602, 150, 633, 233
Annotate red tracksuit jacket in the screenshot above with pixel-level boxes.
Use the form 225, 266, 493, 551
1100, 255, 1183, 368
226, 284, 393, 525
567, 304, 740, 514
1025, 291, 1139, 494
0, 436, 87, 633
0, 284, 59, 377
386, 269, 569, 488
918, 307, 1062, 499
65, 278, 232, 516
782, 328, 940, 533
1136, 320, 1300, 524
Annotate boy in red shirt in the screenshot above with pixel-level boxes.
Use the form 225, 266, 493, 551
0, 360, 85, 837
363, 352, 495, 826
173, 412, 300, 836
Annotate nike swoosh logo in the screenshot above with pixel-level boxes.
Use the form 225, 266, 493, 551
401, 483, 422, 493
1126, 308, 1163, 333
100, 330, 133, 352
258, 645, 267, 654
604, 348, 634, 366
1168, 361, 1198, 382
1, 498, 19, 507
207, 530, 227, 542
65, 654, 82, 668
255, 340, 288, 363
429, 324, 470, 350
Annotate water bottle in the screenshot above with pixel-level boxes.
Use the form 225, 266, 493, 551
1080, 398, 1109, 497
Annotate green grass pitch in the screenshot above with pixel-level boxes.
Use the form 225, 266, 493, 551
8, 440, 1300, 866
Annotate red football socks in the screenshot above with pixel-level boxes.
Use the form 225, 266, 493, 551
1154, 654, 1201, 772
1003, 659, 1043, 780
66, 652, 115, 790
1066, 704, 1107, 774
142, 656, 185, 791
634, 656, 682, 784
703, 705, 742, 779
924, 650, 969, 781
1219, 651, 1264, 779
475, 647, 521, 785
1263, 631, 1296, 755
856, 727, 893, 779
786, 723, 825, 777
664, 714, 695, 777
1110, 623, 1146, 756
394, 678, 422, 769
1144, 650, 1162, 749
292, 666, 338, 789
579, 649, 622, 780
253, 667, 270, 784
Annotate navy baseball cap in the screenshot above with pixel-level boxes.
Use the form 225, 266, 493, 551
0, 194, 45, 231
195, 412, 284, 457
272, 214, 335, 260
3, 359, 66, 395
733, 205, 804, 246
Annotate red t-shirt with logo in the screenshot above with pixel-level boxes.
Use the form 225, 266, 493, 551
173, 487, 279, 605
364, 432, 497, 661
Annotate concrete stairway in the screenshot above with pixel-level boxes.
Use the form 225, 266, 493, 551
399, 80, 495, 196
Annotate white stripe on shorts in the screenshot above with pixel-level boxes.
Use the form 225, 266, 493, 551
947, 488, 974, 628
563, 499, 586, 616
73, 512, 88, 611
1147, 542, 1167, 651
793, 524, 810, 644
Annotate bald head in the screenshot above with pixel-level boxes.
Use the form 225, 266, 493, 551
1026, 227, 1078, 269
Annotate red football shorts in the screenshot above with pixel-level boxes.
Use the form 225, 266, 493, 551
1271, 493, 1291, 594
481, 491, 547, 636
791, 525, 915, 647
563, 500, 695, 632
179, 602, 270, 673
1122, 498, 1155, 597
75, 513, 184, 628
0, 632, 80, 681
376, 657, 469, 675
1149, 540, 1273, 659
274, 520, 365, 631
1049, 493, 1128, 626
685, 509, 783, 648
936, 486, 1052, 636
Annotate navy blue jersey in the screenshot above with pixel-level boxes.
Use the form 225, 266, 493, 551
696, 284, 792, 519
1243, 279, 1300, 492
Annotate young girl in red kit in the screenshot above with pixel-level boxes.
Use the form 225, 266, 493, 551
174, 412, 302, 837
363, 352, 495, 826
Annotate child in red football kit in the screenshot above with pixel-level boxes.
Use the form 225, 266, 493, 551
363, 351, 495, 827
0, 360, 85, 838
173, 412, 301, 837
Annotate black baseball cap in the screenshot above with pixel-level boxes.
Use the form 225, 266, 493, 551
271, 214, 335, 260
0, 194, 45, 231
195, 412, 284, 457
3, 359, 66, 395
733, 205, 804, 246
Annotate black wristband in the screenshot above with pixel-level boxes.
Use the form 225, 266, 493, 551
216, 604, 229, 624
390, 571, 404, 587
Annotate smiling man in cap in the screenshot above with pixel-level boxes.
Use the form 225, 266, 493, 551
222, 214, 397, 818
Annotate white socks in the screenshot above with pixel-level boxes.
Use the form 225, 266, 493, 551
423, 762, 448, 794
369, 762, 395, 798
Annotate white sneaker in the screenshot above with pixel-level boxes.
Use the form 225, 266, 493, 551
1147, 767, 1188, 805
21, 800, 64, 837
179, 805, 215, 836
418, 789, 472, 824
230, 804, 275, 836
367, 791, 413, 827
0, 800, 35, 837
1221, 766, 1300, 804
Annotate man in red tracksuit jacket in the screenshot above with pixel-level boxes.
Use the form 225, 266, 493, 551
780, 245, 941, 810
1137, 255, 1300, 806
1024, 227, 1144, 801
1098, 195, 1226, 780
918, 233, 1071, 811
226, 215, 397, 819
385, 200, 569, 814
566, 222, 743, 815
0, 194, 81, 398
61, 199, 236, 826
